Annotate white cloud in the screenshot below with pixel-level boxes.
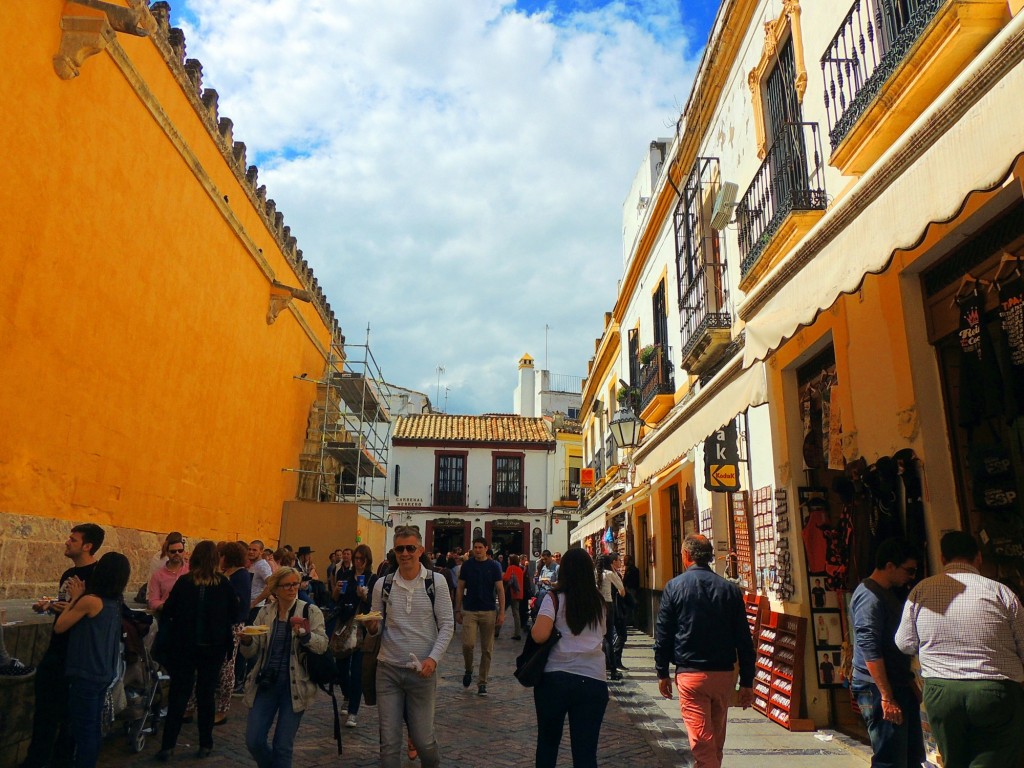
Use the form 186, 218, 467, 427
177, 0, 701, 413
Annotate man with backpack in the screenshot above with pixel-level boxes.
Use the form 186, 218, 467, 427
365, 526, 453, 768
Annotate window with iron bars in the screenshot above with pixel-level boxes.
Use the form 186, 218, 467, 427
493, 455, 523, 507
675, 157, 731, 365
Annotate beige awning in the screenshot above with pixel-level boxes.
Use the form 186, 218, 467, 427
570, 501, 614, 543
741, 13, 1024, 366
633, 357, 768, 484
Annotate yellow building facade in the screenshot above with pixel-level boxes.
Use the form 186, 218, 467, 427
0, 1, 383, 595
575, 0, 1024, 738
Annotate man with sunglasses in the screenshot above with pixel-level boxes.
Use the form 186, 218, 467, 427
148, 534, 189, 612
365, 526, 453, 768
850, 537, 923, 768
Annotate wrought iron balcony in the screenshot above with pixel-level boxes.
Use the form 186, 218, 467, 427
638, 344, 675, 413
679, 267, 732, 374
737, 122, 828, 279
559, 479, 581, 502
821, 0, 944, 152
492, 485, 524, 508
432, 483, 466, 507
604, 435, 618, 474
589, 454, 604, 484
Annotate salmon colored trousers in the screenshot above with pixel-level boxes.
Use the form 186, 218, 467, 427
675, 670, 736, 768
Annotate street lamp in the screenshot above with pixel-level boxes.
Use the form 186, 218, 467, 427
609, 406, 644, 451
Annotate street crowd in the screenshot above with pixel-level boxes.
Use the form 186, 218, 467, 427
5, 524, 1024, 768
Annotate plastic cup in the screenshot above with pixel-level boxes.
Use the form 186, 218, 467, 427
340, 581, 348, 594
357, 575, 366, 588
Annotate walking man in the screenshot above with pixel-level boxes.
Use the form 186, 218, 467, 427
532, 549, 559, 619
456, 537, 504, 695
366, 526, 454, 768
896, 531, 1024, 767
654, 535, 754, 768
850, 538, 924, 768
20, 524, 105, 768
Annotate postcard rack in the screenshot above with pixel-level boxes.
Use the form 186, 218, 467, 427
752, 610, 815, 731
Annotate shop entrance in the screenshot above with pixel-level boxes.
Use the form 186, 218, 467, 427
428, 520, 469, 556
486, 520, 528, 558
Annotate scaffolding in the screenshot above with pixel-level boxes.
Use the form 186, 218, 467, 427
292, 326, 393, 522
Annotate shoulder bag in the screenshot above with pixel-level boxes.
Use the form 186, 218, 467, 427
514, 592, 561, 687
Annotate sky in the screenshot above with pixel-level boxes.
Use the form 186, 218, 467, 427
171, 0, 719, 414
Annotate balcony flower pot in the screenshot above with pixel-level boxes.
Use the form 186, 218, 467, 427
638, 345, 658, 366
617, 386, 639, 406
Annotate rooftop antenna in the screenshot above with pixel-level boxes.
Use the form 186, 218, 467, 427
436, 365, 445, 406
444, 385, 450, 414
545, 324, 550, 371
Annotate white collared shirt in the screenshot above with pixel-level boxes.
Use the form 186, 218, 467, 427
896, 563, 1024, 681
372, 565, 454, 667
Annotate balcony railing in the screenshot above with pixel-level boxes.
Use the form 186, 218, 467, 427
432, 483, 466, 507
604, 435, 618, 473
560, 480, 581, 502
679, 266, 731, 366
821, 0, 944, 151
737, 122, 828, 278
589, 454, 604, 484
492, 485, 524, 508
638, 344, 675, 413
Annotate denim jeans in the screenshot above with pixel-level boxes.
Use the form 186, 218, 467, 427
533, 670, 609, 768
852, 682, 924, 768
377, 662, 440, 768
338, 649, 363, 715
245, 673, 304, 768
67, 676, 108, 768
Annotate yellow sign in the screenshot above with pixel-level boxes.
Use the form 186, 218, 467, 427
708, 464, 738, 488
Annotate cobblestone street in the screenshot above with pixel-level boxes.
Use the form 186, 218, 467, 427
95, 626, 870, 768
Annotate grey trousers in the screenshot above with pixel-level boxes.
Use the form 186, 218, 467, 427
377, 661, 440, 768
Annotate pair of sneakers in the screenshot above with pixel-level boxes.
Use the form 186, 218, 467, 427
0, 658, 35, 682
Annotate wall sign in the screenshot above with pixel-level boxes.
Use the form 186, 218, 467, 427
704, 422, 740, 492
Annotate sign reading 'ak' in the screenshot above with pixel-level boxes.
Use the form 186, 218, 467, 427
704, 422, 740, 493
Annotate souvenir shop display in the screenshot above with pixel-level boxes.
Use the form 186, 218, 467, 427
752, 610, 814, 731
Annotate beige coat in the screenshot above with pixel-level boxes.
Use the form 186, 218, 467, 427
239, 599, 329, 712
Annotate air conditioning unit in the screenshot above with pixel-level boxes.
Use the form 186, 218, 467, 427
710, 181, 739, 231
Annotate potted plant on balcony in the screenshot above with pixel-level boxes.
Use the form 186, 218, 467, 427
638, 344, 658, 366
617, 385, 639, 408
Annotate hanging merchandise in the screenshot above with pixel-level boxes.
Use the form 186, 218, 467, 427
821, 383, 831, 469
827, 386, 844, 471
823, 476, 854, 590
957, 290, 1004, 428
604, 526, 614, 543
863, 456, 904, 568
801, 388, 823, 470
894, 449, 927, 559
800, 493, 830, 575
996, 267, 1024, 421
969, 441, 1018, 512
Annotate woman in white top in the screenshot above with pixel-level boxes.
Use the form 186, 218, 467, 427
597, 553, 626, 680
530, 547, 608, 768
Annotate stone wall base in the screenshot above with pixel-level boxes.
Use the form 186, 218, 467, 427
0, 513, 171, 599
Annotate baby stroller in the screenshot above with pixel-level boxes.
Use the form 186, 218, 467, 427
102, 605, 164, 753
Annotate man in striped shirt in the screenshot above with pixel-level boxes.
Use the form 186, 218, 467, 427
896, 530, 1024, 767
366, 526, 454, 768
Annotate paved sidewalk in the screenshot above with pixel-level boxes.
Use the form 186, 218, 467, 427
94, 624, 871, 767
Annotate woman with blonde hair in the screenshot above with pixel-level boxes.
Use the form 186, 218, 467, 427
241, 566, 329, 768
156, 540, 240, 760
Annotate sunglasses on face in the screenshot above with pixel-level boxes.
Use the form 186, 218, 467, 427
168, 548, 185, 554
394, 545, 419, 554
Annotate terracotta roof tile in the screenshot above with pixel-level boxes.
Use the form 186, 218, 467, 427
394, 414, 554, 444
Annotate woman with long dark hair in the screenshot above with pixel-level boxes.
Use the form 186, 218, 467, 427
156, 540, 240, 760
333, 543, 376, 727
215, 540, 251, 724
530, 547, 608, 768
55, 551, 131, 768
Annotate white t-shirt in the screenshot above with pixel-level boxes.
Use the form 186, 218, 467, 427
538, 592, 605, 680
249, 558, 273, 605
597, 569, 624, 603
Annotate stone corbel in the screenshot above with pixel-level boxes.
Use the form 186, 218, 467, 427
54, 0, 155, 80
267, 281, 313, 325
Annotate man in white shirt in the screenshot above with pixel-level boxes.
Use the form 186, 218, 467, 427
896, 531, 1024, 767
246, 540, 273, 618
366, 526, 454, 768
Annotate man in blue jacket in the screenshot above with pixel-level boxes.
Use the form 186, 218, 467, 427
654, 534, 754, 768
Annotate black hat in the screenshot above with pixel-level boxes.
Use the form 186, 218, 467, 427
297, 546, 315, 556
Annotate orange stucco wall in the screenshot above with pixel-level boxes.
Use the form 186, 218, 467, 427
0, 3, 335, 545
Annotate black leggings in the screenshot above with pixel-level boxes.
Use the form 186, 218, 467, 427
163, 650, 223, 751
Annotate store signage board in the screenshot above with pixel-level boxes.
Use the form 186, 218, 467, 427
704, 423, 740, 492
580, 468, 596, 488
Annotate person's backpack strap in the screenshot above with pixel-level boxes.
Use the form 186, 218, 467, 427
381, 570, 438, 629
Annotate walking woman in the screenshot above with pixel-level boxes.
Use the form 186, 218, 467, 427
215, 540, 251, 724
55, 551, 131, 768
597, 553, 626, 679
241, 566, 329, 768
157, 540, 240, 760
503, 554, 525, 640
332, 543, 376, 727
531, 547, 608, 768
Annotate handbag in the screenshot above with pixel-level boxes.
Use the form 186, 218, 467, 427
330, 616, 360, 660
514, 593, 561, 687
361, 631, 381, 706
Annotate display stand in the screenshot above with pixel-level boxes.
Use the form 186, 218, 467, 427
744, 592, 767, 638
752, 611, 815, 731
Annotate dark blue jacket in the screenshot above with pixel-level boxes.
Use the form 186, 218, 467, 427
653, 565, 755, 687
